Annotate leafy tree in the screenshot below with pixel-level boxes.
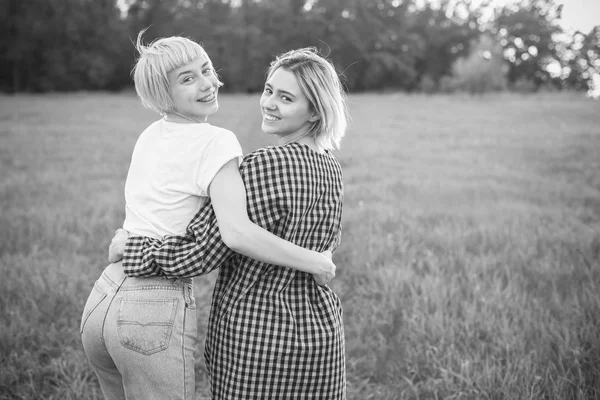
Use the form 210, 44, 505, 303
409, 0, 481, 90
0, 0, 596, 93
493, 0, 563, 89
560, 28, 600, 92
441, 34, 508, 93
1, 0, 49, 91
1, 0, 130, 92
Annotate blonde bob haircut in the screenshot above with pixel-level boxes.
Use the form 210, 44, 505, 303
266, 47, 349, 150
132, 30, 222, 115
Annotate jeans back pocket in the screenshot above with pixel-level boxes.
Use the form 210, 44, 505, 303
80, 281, 107, 334
117, 298, 178, 355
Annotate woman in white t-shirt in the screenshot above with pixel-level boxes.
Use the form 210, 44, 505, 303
79, 32, 336, 400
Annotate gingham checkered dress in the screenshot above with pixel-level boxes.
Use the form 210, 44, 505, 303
122, 142, 346, 399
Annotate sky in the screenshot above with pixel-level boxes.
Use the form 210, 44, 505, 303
468, 0, 600, 33
553, 0, 600, 33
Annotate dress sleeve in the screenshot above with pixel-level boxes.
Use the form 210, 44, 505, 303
329, 189, 343, 253
121, 147, 285, 278
238, 148, 287, 231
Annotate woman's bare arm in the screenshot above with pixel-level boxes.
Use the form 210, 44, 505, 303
209, 159, 334, 278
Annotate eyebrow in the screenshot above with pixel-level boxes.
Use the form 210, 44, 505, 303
265, 83, 296, 98
177, 61, 210, 77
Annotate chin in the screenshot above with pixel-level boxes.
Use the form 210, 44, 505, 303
208, 103, 219, 115
261, 123, 273, 134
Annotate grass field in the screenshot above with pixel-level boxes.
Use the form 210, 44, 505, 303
1, 92, 599, 399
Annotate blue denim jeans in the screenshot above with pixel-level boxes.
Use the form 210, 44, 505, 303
81, 262, 197, 400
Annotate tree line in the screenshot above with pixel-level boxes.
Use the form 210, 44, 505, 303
2, 0, 599, 93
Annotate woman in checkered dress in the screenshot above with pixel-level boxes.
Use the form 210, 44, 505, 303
118, 48, 348, 399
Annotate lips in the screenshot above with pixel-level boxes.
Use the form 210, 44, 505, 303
198, 92, 216, 103
263, 113, 280, 122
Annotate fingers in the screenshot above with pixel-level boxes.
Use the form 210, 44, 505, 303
108, 229, 129, 263
315, 251, 337, 286
313, 271, 335, 286
108, 245, 122, 263
313, 274, 327, 286
113, 228, 129, 241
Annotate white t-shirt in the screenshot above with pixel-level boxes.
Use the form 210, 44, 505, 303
122, 118, 243, 239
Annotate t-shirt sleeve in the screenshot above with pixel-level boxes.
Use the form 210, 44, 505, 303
195, 129, 243, 195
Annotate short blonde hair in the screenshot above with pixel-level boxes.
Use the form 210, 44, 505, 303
132, 30, 221, 115
267, 47, 349, 150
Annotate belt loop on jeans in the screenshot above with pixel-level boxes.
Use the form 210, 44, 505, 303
183, 283, 193, 307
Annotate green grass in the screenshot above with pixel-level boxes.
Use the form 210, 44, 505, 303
1, 92, 599, 399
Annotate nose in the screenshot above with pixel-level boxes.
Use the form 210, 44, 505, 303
198, 75, 213, 91
262, 93, 276, 110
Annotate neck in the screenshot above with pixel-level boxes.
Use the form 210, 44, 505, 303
279, 132, 324, 154
165, 112, 206, 124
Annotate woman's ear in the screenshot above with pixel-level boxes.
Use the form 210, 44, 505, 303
309, 113, 320, 122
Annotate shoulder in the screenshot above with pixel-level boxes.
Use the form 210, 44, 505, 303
137, 119, 163, 139
241, 145, 296, 170
238, 147, 294, 193
166, 123, 234, 139
245, 143, 317, 163
179, 125, 241, 152
190, 124, 236, 142
240, 144, 340, 183
242, 143, 344, 171
206, 126, 241, 150
245, 145, 283, 161
204, 124, 235, 137
132, 120, 167, 154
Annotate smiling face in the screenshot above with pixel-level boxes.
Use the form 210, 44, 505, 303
260, 67, 318, 143
167, 55, 220, 123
